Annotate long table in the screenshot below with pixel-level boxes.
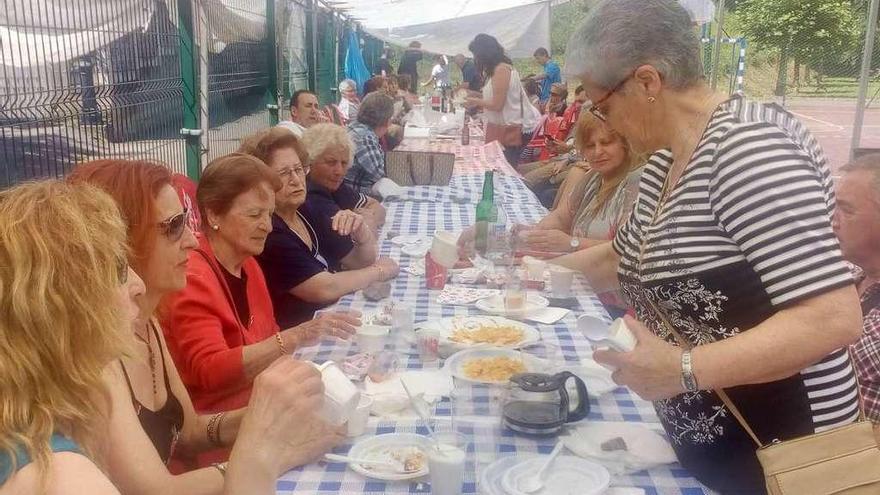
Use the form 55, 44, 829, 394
276, 138, 713, 495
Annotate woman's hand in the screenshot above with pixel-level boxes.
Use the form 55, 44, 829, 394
593, 316, 684, 401
465, 97, 484, 109
372, 257, 400, 282
231, 358, 346, 478
287, 311, 361, 347
331, 210, 367, 240
520, 229, 573, 253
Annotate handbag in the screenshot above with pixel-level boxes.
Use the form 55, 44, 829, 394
484, 81, 526, 148
384, 150, 455, 186
636, 143, 880, 494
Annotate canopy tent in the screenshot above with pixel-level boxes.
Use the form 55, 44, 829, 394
338, 0, 554, 57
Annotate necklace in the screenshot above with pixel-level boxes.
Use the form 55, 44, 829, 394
134, 321, 158, 397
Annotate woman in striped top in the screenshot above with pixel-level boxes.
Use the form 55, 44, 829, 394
557, 1, 864, 492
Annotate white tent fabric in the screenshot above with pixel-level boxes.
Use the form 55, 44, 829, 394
341, 0, 552, 57
368, 3, 550, 58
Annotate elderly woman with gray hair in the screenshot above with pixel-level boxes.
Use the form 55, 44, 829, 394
337, 79, 359, 123
554, 0, 863, 492
345, 92, 395, 195
302, 123, 386, 230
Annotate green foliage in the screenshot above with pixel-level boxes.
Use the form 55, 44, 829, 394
550, 0, 590, 56
738, 0, 861, 76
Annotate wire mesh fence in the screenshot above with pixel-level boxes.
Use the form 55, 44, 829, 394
1, 0, 366, 188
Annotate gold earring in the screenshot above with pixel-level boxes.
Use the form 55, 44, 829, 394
647, 96, 656, 103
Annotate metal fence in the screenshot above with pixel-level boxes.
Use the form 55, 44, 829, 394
0, 0, 370, 188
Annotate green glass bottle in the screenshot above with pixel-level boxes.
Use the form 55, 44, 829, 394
474, 170, 497, 255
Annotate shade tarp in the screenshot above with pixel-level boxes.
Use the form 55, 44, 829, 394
342, 0, 552, 58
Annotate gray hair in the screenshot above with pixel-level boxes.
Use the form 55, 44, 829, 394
842, 153, 880, 204
301, 123, 354, 163
357, 92, 394, 129
564, 0, 703, 90
339, 79, 356, 92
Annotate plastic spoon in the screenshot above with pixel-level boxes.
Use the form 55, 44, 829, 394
400, 378, 442, 450
520, 441, 565, 493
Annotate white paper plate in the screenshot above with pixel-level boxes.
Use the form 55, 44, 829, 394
475, 293, 550, 318
479, 455, 535, 495
401, 242, 430, 258
560, 363, 618, 398
391, 234, 430, 246
346, 433, 431, 481
416, 315, 541, 356
443, 347, 549, 385
501, 455, 611, 495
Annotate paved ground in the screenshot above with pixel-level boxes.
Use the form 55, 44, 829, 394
782, 98, 880, 173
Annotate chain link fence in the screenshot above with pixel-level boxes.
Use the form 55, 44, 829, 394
1, 0, 372, 188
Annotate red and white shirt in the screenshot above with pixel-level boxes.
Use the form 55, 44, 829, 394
851, 265, 880, 422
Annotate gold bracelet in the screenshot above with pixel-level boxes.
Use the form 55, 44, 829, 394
212, 461, 228, 477
275, 332, 287, 356
206, 412, 225, 446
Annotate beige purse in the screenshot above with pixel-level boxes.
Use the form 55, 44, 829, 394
638, 147, 880, 495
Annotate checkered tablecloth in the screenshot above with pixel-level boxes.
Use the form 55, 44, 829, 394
275, 146, 713, 494
396, 139, 520, 177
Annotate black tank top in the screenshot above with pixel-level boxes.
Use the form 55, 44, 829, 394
120, 321, 185, 464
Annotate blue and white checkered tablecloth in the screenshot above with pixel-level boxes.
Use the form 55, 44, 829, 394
276, 174, 713, 494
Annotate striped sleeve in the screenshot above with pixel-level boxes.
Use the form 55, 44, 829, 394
708, 122, 852, 307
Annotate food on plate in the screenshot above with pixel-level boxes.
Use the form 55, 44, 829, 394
390, 447, 427, 472
449, 325, 525, 346
462, 356, 526, 382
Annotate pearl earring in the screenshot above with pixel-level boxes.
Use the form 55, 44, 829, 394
212, 225, 219, 231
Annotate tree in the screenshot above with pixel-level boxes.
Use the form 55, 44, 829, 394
738, 0, 860, 95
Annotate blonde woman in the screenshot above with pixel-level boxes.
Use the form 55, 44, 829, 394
0, 181, 343, 495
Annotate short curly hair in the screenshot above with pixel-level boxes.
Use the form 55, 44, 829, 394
301, 123, 354, 163
356, 92, 394, 129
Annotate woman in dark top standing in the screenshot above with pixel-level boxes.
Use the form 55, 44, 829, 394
555, 0, 863, 492
398, 41, 423, 93
240, 128, 399, 328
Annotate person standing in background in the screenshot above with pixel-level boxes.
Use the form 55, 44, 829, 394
422, 55, 450, 90
532, 47, 562, 107
397, 41, 423, 94
377, 49, 394, 77
454, 54, 482, 92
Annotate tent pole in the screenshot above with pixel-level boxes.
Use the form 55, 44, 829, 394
710, 0, 726, 90
851, 0, 880, 161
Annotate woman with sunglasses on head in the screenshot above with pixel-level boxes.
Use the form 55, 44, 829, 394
159, 154, 359, 416
554, 0, 863, 492
68, 160, 343, 491
0, 181, 340, 495
239, 128, 398, 328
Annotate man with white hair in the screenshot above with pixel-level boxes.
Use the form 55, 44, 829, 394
337, 79, 360, 123
833, 153, 880, 423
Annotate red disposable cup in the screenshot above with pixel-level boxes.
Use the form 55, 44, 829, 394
425, 252, 448, 290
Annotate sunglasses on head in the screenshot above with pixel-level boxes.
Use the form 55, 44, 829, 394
159, 208, 189, 242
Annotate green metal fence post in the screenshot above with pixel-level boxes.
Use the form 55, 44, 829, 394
266, 0, 280, 125
177, 0, 201, 180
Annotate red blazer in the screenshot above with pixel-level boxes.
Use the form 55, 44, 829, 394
161, 236, 280, 413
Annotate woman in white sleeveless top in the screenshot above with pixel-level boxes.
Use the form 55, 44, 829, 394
466, 34, 541, 166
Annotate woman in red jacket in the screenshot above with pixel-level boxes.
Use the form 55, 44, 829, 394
162, 153, 360, 414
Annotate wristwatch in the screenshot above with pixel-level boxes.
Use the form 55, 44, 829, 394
569, 237, 581, 252
681, 350, 699, 393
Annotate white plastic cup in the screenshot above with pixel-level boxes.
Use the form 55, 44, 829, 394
523, 256, 546, 281
549, 265, 575, 298
430, 231, 460, 269
428, 432, 469, 495
314, 362, 360, 426
356, 325, 389, 354
579, 317, 637, 353
391, 304, 414, 333
346, 395, 373, 437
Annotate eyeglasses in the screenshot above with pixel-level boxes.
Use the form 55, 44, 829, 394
588, 71, 635, 122
159, 208, 189, 242
277, 165, 310, 181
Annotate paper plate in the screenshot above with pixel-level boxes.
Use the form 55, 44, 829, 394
346, 433, 431, 481
443, 347, 549, 385
475, 293, 550, 318
401, 241, 430, 258
416, 315, 540, 357
391, 234, 430, 246
559, 362, 618, 398
479, 455, 535, 495
501, 455, 611, 495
